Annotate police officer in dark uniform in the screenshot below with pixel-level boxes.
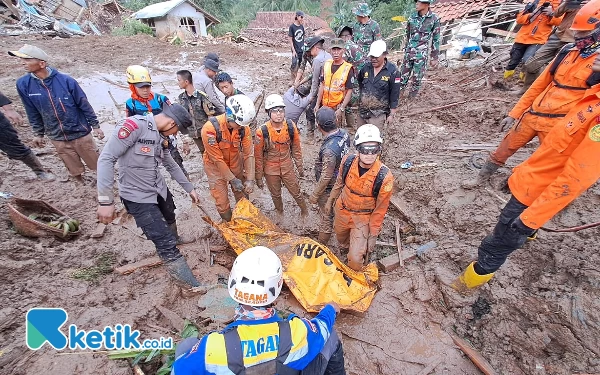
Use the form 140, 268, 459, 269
308, 108, 350, 245
96, 104, 207, 289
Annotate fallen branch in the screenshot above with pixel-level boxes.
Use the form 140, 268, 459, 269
451, 334, 497, 375
114, 256, 162, 275
99, 76, 129, 89
541, 221, 600, 233
400, 98, 512, 118
395, 219, 404, 268
341, 330, 427, 366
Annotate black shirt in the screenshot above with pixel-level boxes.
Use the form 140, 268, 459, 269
288, 23, 305, 53
0, 92, 11, 107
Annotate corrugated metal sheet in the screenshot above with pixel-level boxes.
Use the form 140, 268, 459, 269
133, 0, 219, 23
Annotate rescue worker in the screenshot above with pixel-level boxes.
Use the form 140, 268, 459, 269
172, 246, 346, 374
305, 37, 332, 140
289, 10, 306, 83
357, 40, 402, 130
11, 44, 102, 183
504, 0, 564, 79
0, 91, 54, 180
202, 94, 256, 222
176, 69, 215, 155
255, 94, 307, 219
463, 0, 600, 188
309, 108, 351, 245
338, 25, 368, 134
399, 0, 441, 98
324, 124, 394, 271
521, 0, 584, 92
352, 3, 382, 56
125, 65, 189, 178
315, 38, 355, 125
193, 58, 225, 115
283, 83, 314, 125
451, 54, 600, 293
96, 103, 206, 289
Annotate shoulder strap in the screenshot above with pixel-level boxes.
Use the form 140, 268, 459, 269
223, 327, 246, 375
209, 116, 222, 143
286, 119, 295, 143
261, 124, 270, 151
586, 72, 600, 88
239, 126, 246, 139
549, 43, 575, 76
275, 320, 300, 375
372, 165, 389, 198
341, 154, 357, 186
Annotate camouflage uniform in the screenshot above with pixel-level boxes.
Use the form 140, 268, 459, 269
343, 40, 367, 133
399, 11, 441, 97
352, 19, 383, 56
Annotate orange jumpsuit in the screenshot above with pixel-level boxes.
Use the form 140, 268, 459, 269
201, 114, 254, 214
329, 154, 394, 270
491, 47, 599, 166
254, 120, 304, 212
509, 85, 600, 229
514, 1, 563, 45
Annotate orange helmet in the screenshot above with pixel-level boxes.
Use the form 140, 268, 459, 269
570, 0, 600, 31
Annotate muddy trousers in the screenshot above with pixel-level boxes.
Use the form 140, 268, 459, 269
317, 192, 334, 234
306, 96, 317, 132
489, 118, 549, 166
265, 171, 304, 212
0, 118, 33, 160
333, 207, 376, 270
523, 34, 567, 89
169, 147, 188, 177
399, 56, 427, 96
506, 43, 541, 70
476, 195, 535, 275
175, 329, 345, 374
121, 189, 182, 262
50, 133, 99, 176
207, 172, 246, 214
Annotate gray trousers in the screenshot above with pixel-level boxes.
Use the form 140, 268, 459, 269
523, 34, 567, 90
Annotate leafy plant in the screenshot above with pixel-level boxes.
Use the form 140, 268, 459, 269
112, 18, 154, 36
71, 253, 116, 283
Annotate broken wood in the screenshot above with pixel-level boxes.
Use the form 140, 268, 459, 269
400, 98, 512, 118
389, 195, 416, 227
376, 240, 396, 247
133, 364, 145, 375
1, 0, 20, 19
156, 305, 185, 332
99, 76, 128, 89
416, 356, 443, 375
114, 256, 162, 275
451, 334, 497, 375
395, 219, 404, 268
376, 249, 417, 273
107, 90, 123, 111
90, 223, 106, 238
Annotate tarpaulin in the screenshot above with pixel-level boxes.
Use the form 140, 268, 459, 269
211, 199, 379, 313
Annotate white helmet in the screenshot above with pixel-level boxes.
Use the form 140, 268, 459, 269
226, 94, 256, 126
264, 94, 285, 111
228, 246, 283, 306
354, 124, 383, 146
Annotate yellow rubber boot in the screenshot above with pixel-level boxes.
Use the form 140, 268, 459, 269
450, 262, 494, 294
503, 70, 515, 79
519, 71, 525, 81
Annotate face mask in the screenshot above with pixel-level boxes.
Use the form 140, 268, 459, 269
575, 29, 600, 58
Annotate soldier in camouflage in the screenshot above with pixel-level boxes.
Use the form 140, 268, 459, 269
352, 3, 383, 57
399, 0, 441, 98
338, 25, 368, 134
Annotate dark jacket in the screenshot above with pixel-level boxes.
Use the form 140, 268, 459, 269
358, 60, 401, 117
16, 68, 99, 141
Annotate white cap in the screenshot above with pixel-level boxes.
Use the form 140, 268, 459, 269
368, 40, 387, 58
8, 44, 49, 61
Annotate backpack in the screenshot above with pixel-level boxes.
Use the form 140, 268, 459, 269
341, 154, 389, 198
549, 44, 600, 89
202, 117, 245, 153
260, 118, 295, 152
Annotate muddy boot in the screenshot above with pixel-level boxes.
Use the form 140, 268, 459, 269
21, 153, 55, 180
219, 209, 233, 222
164, 257, 201, 288
318, 232, 331, 245
306, 122, 315, 142
450, 262, 494, 295
297, 199, 308, 217
461, 160, 501, 190
169, 222, 195, 245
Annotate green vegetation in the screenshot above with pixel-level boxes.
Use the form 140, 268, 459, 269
111, 18, 154, 36
71, 252, 116, 283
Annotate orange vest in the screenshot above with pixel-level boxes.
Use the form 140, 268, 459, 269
509, 86, 600, 229
514, 0, 563, 45
336, 155, 386, 214
322, 60, 352, 108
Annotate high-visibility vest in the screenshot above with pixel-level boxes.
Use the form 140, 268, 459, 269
322, 60, 352, 108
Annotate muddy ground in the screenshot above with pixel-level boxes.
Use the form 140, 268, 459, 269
0, 35, 598, 375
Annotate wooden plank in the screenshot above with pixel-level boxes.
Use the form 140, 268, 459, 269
114, 256, 162, 275
376, 249, 417, 273
451, 334, 498, 375
1, 0, 20, 19
395, 219, 404, 268
486, 27, 516, 39
156, 305, 185, 332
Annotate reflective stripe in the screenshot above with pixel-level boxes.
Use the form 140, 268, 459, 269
322, 60, 352, 107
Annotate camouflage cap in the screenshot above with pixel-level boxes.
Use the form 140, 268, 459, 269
352, 2, 372, 16
330, 38, 345, 49
337, 25, 353, 37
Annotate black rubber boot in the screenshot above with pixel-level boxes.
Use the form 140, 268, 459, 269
169, 222, 195, 245
21, 153, 55, 180
164, 257, 201, 288
462, 160, 501, 189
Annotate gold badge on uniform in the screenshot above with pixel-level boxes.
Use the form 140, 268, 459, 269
589, 124, 600, 142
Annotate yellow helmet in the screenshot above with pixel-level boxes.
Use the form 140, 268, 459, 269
126, 65, 152, 86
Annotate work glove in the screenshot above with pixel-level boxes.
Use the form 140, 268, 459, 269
510, 217, 536, 236
499, 117, 515, 132
230, 178, 244, 192
244, 180, 254, 194
256, 178, 264, 190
